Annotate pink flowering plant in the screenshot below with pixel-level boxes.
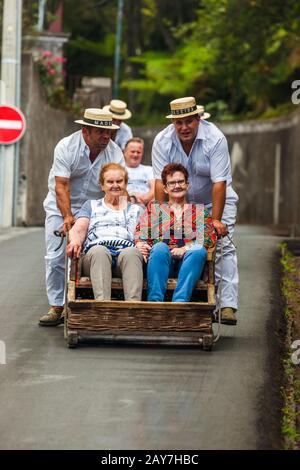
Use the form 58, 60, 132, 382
37, 50, 66, 88
35, 50, 79, 112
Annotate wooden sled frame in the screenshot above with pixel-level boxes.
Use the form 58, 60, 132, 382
65, 246, 216, 350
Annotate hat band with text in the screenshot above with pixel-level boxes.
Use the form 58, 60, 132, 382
109, 108, 126, 116
171, 105, 197, 115
83, 117, 112, 126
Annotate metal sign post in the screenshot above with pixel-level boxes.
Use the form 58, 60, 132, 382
113, 0, 124, 99
37, 0, 47, 32
0, 0, 22, 227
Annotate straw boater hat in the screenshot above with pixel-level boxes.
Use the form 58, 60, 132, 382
166, 96, 210, 120
198, 105, 211, 120
103, 99, 132, 120
75, 108, 119, 129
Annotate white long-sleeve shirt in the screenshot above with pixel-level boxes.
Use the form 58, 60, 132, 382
43, 130, 125, 216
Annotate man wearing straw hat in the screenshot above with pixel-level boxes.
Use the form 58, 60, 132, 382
152, 97, 239, 325
103, 99, 133, 150
40, 108, 124, 326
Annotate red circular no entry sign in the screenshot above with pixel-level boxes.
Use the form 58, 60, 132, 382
0, 105, 26, 145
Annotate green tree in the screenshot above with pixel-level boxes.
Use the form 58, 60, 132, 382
63, 0, 118, 80
122, 0, 300, 121
1, 0, 297, 122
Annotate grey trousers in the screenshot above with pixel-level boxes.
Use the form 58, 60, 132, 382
82, 245, 144, 301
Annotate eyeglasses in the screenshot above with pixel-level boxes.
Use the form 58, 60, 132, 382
165, 179, 187, 189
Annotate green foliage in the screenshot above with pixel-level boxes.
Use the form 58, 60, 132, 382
1, 0, 300, 123
279, 243, 300, 449
280, 243, 296, 274
122, 0, 300, 122
281, 377, 300, 448
69, 34, 115, 58
279, 243, 297, 311
63, 0, 118, 78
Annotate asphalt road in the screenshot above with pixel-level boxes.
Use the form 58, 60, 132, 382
0, 226, 283, 450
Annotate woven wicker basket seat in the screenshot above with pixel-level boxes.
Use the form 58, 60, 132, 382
65, 246, 216, 349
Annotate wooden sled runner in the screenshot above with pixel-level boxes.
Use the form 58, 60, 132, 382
65, 246, 216, 350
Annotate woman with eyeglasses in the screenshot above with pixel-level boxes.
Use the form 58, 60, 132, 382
135, 163, 217, 302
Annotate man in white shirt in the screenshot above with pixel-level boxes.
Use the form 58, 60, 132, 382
152, 97, 239, 325
103, 99, 133, 150
124, 137, 155, 206
40, 108, 124, 326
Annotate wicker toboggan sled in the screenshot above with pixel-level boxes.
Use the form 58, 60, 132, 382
65, 246, 216, 350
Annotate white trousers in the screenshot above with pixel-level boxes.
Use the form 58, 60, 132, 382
45, 213, 67, 307
206, 194, 239, 310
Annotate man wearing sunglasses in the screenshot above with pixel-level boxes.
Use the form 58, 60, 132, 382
151, 96, 239, 325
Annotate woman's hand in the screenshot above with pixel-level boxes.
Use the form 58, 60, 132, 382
67, 217, 89, 258
67, 241, 82, 259
171, 246, 187, 259
136, 241, 151, 262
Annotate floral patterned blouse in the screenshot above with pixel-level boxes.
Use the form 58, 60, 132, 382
134, 201, 217, 250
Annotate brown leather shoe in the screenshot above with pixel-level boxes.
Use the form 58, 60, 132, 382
221, 307, 237, 325
39, 307, 64, 326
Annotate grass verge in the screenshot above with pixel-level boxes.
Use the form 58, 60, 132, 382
279, 242, 300, 449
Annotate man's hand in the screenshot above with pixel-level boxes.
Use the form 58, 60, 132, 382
130, 192, 147, 205
136, 241, 151, 262
134, 192, 146, 205
67, 241, 82, 259
171, 246, 187, 259
129, 195, 138, 204
213, 219, 228, 237
62, 214, 75, 235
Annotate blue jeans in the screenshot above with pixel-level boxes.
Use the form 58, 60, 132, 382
147, 242, 207, 302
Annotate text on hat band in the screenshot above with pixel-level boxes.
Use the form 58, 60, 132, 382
83, 117, 112, 126
171, 105, 197, 115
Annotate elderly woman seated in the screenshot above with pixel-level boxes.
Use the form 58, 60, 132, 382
135, 163, 217, 302
67, 163, 144, 300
